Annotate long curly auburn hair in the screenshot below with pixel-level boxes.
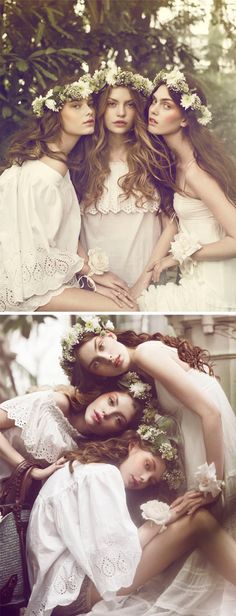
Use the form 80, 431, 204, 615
149, 74, 236, 205
72, 84, 174, 215
69, 329, 214, 392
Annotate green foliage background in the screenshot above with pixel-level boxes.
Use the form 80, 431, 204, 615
0, 0, 236, 158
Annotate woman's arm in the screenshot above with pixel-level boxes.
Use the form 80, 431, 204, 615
186, 165, 236, 260
130, 216, 178, 298
135, 342, 224, 481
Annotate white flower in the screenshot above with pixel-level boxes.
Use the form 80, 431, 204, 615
181, 92, 198, 110
194, 462, 224, 497
198, 107, 212, 126
105, 319, 114, 331
81, 315, 101, 330
45, 98, 58, 111
140, 500, 172, 530
106, 67, 119, 85
88, 248, 109, 275
129, 382, 151, 398
170, 231, 202, 265
166, 68, 184, 86
45, 88, 54, 99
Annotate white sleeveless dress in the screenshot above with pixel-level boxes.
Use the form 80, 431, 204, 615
80, 161, 161, 287
0, 160, 84, 311
138, 192, 236, 311
86, 348, 236, 616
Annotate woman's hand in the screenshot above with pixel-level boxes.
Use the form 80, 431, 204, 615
170, 490, 217, 516
30, 456, 67, 481
95, 279, 136, 309
147, 255, 178, 284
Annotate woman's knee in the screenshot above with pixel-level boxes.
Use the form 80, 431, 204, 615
192, 508, 218, 539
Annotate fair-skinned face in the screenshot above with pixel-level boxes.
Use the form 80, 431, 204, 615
148, 84, 187, 137
119, 443, 166, 489
60, 97, 95, 137
104, 86, 136, 134
78, 333, 130, 377
84, 390, 137, 435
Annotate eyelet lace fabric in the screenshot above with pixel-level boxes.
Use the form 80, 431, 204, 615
81, 162, 160, 215
2, 390, 79, 463
0, 160, 84, 311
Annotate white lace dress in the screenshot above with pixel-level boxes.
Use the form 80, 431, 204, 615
80, 161, 161, 287
0, 160, 84, 311
25, 462, 142, 616
138, 192, 236, 311
0, 390, 81, 485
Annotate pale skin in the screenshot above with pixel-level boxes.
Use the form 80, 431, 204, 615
82, 446, 236, 608
35, 97, 136, 311
0, 389, 138, 482
131, 83, 236, 294
78, 332, 224, 512
95, 86, 167, 284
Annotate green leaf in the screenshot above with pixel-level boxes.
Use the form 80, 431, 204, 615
15, 59, 29, 72
35, 21, 46, 45
2, 105, 12, 118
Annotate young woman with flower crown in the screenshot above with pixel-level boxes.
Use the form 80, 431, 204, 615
25, 426, 236, 616
76, 67, 172, 288
0, 74, 135, 312
0, 367, 153, 488
59, 316, 236, 616
132, 68, 236, 311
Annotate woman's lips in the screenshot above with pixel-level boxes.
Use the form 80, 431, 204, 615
148, 117, 158, 125
113, 121, 127, 126
113, 354, 122, 367
93, 410, 103, 423
130, 474, 140, 488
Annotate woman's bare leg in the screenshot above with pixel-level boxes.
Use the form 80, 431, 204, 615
125, 510, 236, 593
37, 288, 136, 312
88, 510, 236, 608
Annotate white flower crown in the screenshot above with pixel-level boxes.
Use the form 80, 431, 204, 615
153, 67, 212, 126
32, 74, 95, 117
137, 408, 185, 490
91, 66, 153, 97
60, 315, 115, 377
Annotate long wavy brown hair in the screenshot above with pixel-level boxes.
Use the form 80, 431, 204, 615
149, 74, 236, 205
52, 383, 146, 432
72, 84, 174, 215
65, 427, 183, 474
1, 76, 94, 173
67, 328, 214, 392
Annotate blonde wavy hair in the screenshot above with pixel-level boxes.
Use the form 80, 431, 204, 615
73, 85, 174, 214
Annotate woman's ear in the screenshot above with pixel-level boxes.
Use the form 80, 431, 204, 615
105, 331, 117, 339
128, 440, 140, 454
180, 117, 188, 127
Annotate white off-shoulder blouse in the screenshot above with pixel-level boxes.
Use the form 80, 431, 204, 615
0, 160, 84, 311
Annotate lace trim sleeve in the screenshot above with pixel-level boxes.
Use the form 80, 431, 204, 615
1, 391, 79, 463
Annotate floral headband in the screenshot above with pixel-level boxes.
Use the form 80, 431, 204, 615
91, 66, 153, 98
137, 407, 185, 490
60, 315, 115, 378
153, 67, 212, 126
32, 74, 95, 117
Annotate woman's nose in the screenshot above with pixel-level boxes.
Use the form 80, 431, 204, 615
117, 106, 125, 116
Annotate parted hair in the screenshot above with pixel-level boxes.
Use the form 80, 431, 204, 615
72, 84, 174, 216
149, 74, 236, 205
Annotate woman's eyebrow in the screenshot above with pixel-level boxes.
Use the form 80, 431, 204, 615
107, 97, 134, 103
